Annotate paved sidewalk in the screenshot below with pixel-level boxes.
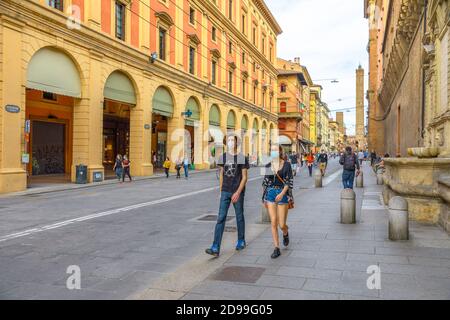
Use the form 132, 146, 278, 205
181, 164, 450, 300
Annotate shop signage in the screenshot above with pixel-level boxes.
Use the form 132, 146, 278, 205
21, 153, 30, 164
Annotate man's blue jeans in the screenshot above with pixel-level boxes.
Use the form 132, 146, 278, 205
213, 191, 245, 251
184, 164, 189, 178
342, 170, 355, 189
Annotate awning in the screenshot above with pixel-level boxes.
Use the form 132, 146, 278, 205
104, 71, 136, 105
227, 111, 236, 129
209, 125, 223, 143
152, 87, 173, 117
27, 47, 81, 98
300, 139, 315, 146
209, 104, 220, 126
278, 135, 293, 145
241, 116, 248, 130
185, 97, 200, 126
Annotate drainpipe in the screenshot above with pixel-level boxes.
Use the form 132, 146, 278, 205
421, 0, 429, 140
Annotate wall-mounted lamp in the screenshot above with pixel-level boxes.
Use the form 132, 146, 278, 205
150, 52, 158, 63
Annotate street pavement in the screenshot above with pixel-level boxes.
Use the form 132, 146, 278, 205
0, 159, 449, 300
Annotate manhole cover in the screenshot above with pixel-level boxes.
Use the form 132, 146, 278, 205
224, 226, 236, 232
197, 214, 234, 222
210, 266, 266, 284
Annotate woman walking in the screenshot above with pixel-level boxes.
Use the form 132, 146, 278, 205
163, 157, 171, 178
122, 155, 132, 182
113, 154, 123, 182
262, 146, 294, 259
175, 158, 182, 179
306, 152, 314, 177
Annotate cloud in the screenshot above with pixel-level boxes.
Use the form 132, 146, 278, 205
266, 0, 369, 135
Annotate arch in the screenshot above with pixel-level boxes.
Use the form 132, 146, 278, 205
104, 70, 137, 105
185, 96, 201, 125
152, 86, 174, 117
227, 110, 236, 129
27, 47, 81, 98
209, 104, 221, 126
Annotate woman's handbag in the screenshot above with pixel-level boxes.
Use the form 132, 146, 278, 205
275, 173, 295, 210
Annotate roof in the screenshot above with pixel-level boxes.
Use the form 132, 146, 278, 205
277, 70, 308, 86
253, 0, 283, 35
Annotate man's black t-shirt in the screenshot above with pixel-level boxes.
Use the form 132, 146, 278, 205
218, 152, 250, 194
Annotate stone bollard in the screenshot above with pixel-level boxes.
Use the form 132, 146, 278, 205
261, 204, 270, 224
314, 170, 323, 188
388, 196, 409, 241
341, 189, 356, 224
377, 172, 384, 185
356, 171, 364, 188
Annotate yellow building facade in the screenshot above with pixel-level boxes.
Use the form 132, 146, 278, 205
0, 0, 282, 193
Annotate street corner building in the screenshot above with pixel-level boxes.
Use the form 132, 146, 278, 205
365, 0, 450, 233
0, 0, 282, 193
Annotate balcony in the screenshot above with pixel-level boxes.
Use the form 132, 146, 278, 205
278, 111, 303, 120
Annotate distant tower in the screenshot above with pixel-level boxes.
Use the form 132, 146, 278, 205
356, 65, 365, 150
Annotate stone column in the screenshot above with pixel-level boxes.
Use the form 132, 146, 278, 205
71, 50, 104, 183
0, 17, 27, 193
167, 88, 185, 172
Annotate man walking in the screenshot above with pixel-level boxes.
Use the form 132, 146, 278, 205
358, 149, 365, 167
183, 155, 190, 179
290, 152, 299, 176
340, 146, 360, 189
206, 135, 249, 257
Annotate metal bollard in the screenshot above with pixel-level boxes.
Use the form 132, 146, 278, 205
314, 170, 323, 188
341, 189, 356, 224
388, 197, 409, 241
261, 204, 270, 224
356, 171, 364, 188
377, 172, 384, 185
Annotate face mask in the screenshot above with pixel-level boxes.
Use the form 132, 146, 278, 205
271, 151, 280, 159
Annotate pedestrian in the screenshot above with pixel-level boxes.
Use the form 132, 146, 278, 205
163, 157, 171, 178
113, 154, 123, 182
183, 155, 190, 179
175, 158, 182, 179
122, 155, 132, 182
306, 152, 314, 177
370, 150, 376, 166
318, 151, 328, 177
339, 147, 360, 189
262, 145, 294, 259
358, 150, 365, 166
299, 153, 304, 167
290, 152, 298, 176
152, 151, 157, 166
205, 135, 249, 257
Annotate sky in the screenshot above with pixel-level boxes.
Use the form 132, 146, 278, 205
265, 0, 369, 135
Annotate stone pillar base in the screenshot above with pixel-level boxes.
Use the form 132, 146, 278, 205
0, 169, 27, 193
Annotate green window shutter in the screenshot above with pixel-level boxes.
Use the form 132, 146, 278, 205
152, 87, 174, 117
104, 71, 137, 105
241, 116, 248, 130
27, 47, 81, 98
227, 111, 236, 129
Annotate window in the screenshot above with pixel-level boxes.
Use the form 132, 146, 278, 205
280, 102, 287, 113
228, 0, 233, 20
159, 28, 167, 60
189, 7, 195, 25
43, 92, 57, 101
115, 1, 126, 41
228, 71, 233, 93
262, 91, 265, 109
48, 0, 64, 11
242, 52, 246, 64
280, 83, 287, 93
242, 15, 246, 34
212, 61, 217, 85
262, 37, 265, 55
252, 27, 256, 46
212, 26, 217, 41
189, 47, 195, 75
242, 80, 246, 99
252, 61, 256, 72
269, 46, 273, 62
229, 41, 233, 55
253, 85, 257, 104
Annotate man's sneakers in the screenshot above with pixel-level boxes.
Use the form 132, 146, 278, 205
235, 240, 246, 251
205, 245, 220, 257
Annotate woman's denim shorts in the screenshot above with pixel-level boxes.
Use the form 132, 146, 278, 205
265, 187, 289, 205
